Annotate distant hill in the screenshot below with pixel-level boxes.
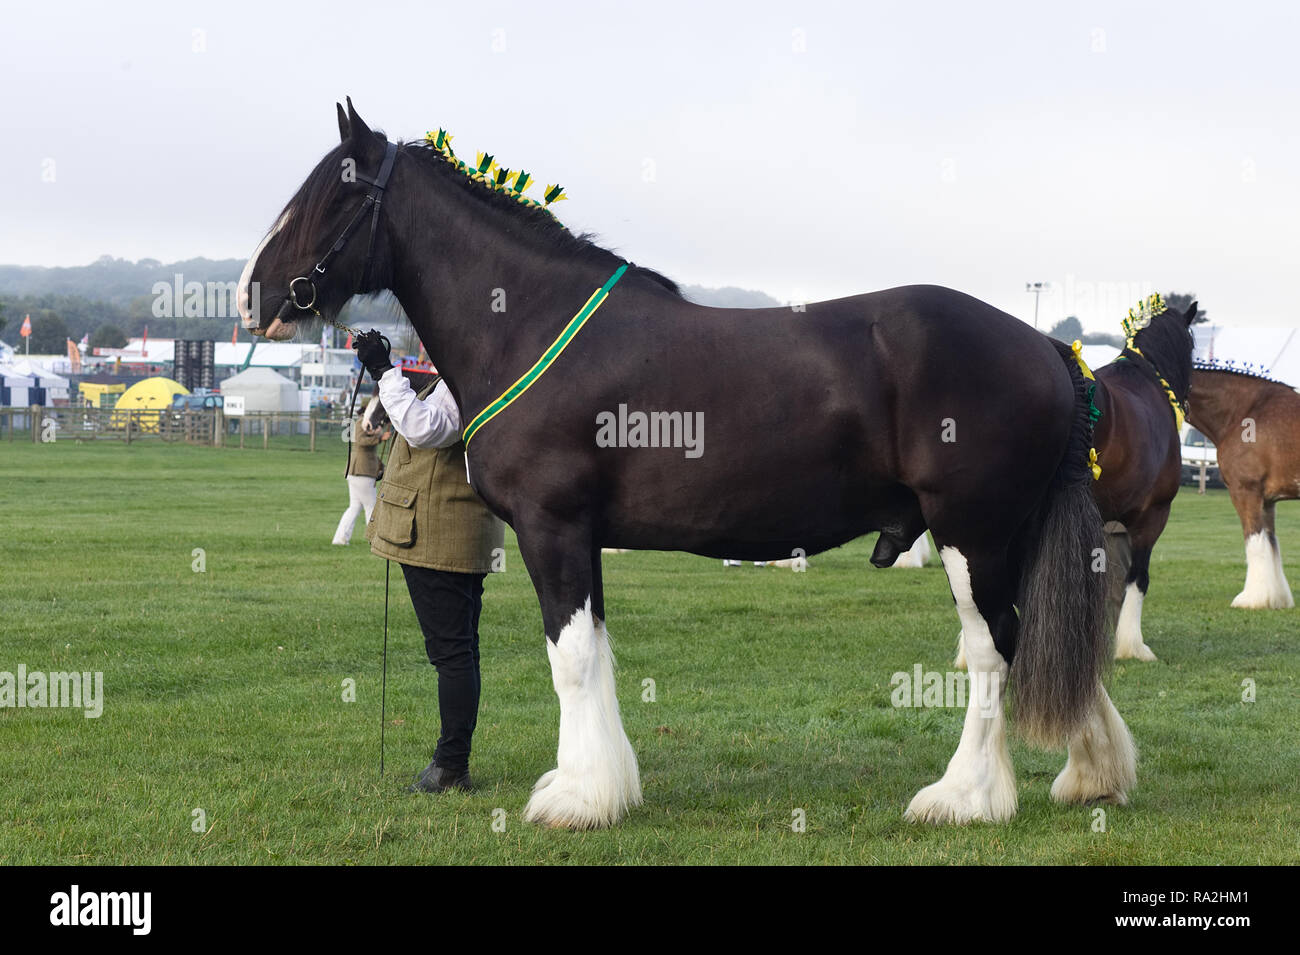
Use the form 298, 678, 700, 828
0, 255, 786, 346
0, 255, 244, 306
680, 285, 783, 309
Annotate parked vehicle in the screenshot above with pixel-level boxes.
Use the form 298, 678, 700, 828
1180, 424, 1223, 488
171, 392, 224, 412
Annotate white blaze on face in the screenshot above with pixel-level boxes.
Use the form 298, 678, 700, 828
237, 210, 293, 326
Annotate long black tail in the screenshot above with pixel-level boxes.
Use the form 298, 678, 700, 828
1011, 341, 1108, 747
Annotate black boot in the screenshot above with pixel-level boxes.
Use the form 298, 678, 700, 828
407, 759, 472, 793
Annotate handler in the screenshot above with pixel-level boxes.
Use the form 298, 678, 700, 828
354, 332, 504, 794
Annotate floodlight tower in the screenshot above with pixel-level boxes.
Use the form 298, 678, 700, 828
1025, 281, 1051, 330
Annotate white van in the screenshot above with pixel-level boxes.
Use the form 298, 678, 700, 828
1180, 424, 1222, 487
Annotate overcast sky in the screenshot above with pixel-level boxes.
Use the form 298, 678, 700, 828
3, 0, 1297, 330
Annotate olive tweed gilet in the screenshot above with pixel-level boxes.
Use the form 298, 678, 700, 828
346, 428, 382, 479
366, 378, 504, 573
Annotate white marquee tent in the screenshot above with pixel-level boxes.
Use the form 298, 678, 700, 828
1195, 325, 1300, 386
9, 360, 70, 402
218, 366, 300, 413
0, 363, 37, 406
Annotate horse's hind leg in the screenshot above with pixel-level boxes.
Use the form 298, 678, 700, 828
1231, 485, 1294, 609
955, 522, 1128, 670
1114, 505, 1168, 661
906, 545, 1018, 824
1051, 684, 1137, 805
515, 518, 640, 829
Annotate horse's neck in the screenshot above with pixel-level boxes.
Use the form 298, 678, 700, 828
1187, 374, 1245, 442
386, 184, 614, 419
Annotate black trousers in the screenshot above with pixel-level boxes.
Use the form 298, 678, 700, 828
400, 564, 485, 774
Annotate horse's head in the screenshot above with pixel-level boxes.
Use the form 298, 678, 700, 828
238, 99, 398, 340
1131, 298, 1198, 400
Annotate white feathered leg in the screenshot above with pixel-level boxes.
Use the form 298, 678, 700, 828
1051, 685, 1137, 805
906, 548, 1017, 824
1113, 583, 1157, 661
524, 600, 641, 829
1232, 532, 1294, 609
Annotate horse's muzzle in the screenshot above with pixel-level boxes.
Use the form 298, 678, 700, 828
247, 298, 299, 339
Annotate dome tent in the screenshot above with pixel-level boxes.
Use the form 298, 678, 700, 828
110, 376, 188, 432
219, 366, 299, 413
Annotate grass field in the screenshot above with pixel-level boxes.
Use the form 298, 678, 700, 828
1, 441, 1296, 865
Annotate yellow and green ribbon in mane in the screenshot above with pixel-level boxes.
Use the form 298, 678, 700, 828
1118, 294, 1186, 430
1071, 340, 1103, 480
462, 264, 630, 447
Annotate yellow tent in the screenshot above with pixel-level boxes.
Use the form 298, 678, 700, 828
110, 377, 189, 432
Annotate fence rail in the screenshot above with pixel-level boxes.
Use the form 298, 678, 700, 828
0, 406, 353, 451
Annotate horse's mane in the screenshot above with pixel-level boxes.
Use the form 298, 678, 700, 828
1193, 359, 1294, 389
274, 141, 354, 265
399, 138, 682, 297
274, 133, 682, 298
1130, 308, 1194, 400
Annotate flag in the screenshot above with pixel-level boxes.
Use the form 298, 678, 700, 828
19, 315, 31, 337
78, 334, 88, 351
344, 332, 352, 349
66, 338, 82, 374
141, 325, 148, 357
231, 324, 238, 345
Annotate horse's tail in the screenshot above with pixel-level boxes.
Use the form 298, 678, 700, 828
1011, 341, 1107, 747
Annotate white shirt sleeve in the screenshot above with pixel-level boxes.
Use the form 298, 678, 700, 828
375, 367, 462, 449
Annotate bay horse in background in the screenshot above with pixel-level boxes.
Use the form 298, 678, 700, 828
1188, 364, 1300, 609
237, 99, 1137, 828
1091, 301, 1198, 661
959, 300, 1198, 665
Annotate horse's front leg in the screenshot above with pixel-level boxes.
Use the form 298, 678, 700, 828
1113, 505, 1169, 661
515, 516, 641, 829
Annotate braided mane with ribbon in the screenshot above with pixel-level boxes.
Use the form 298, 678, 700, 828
1118, 293, 1188, 430
424, 128, 568, 218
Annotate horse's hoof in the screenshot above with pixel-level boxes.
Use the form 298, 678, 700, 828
523, 771, 625, 830
1115, 643, 1157, 662
904, 776, 1017, 825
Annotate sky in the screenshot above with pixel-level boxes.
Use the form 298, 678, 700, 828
2, 0, 1298, 331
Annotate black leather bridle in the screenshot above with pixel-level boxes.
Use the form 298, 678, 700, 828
277, 140, 399, 333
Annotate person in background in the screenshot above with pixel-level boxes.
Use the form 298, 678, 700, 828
331, 399, 385, 546
355, 332, 504, 794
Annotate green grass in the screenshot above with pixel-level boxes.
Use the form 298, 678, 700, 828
1, 442, 1296, 864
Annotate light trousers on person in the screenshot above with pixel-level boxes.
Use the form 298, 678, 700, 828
332, 475, 378, 545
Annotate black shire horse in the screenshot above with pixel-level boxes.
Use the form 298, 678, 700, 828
238, 101, 1136, 828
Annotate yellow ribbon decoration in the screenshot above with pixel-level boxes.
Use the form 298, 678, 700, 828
1071, 341, 1102, 480
1070, 340, 1095, 380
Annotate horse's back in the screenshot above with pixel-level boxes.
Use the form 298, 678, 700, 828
553, 283, 1078, 553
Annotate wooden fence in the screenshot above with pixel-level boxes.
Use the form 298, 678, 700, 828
0, 406, 351, 451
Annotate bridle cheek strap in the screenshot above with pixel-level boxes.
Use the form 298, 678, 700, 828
285, 140, 399, 329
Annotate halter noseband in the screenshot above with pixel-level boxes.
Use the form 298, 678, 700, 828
280, 140, 399, 333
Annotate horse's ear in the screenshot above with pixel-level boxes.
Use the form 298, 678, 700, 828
1185, 301, 1199, 326
345, 96, 373, 141
336, 102, 349, 143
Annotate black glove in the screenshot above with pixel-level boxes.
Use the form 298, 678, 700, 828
354, 329, 393, 381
